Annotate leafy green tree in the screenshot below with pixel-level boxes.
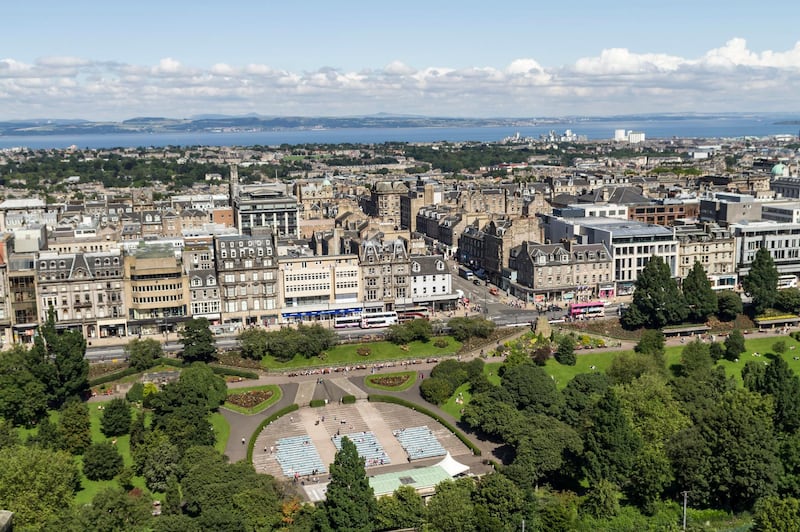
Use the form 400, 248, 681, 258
178, 317, 217, 363
446, 316, 495, 342
425, 478, 476, 532
606, 351, 666, 386
0, 445, 80, 530
561, 372, 610, 429
79, 486, 153, 532
100, 398, 133, 437
83, 441, 124, 480
0, 419, 20, 450
716, 290, 743, 321
30, 308, 89, 407
773, 340, 788, 355
678, 339, 714, 376
238, 328, 269, 360
124, 338, 163, 371
757, 356, 800, 433
165, 474, 182, 515
320, 436, 377, 532
473, 472, 525, 532
724, 328, 746, 361
621, 256, 687, 329
634, 329, 666, 362
502, 362, 564, 415
129, 410, 146, 451
126, 382, 144, 403
682, 261, 718, 322
133, 430, 181, 492
375, 485, 425, 531
581, 478, 621, 520
555, 335, 577, 366
752, 496, 800, 532
776, 287, 800, 314
743, 247, 779, 314
419, 377, 454, 405
583, 389, 642, 488
709, 341, 726, 361
58, 398, 92, 454
178, 362, 227, 410
0, 345, 48, 426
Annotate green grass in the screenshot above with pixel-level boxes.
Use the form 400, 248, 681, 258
210, 412, 230, 454
223, 384, 282, 415
260, 336, 463, 370
364, 371, 418, 391
545, 350, 626, 389
441, 362, 504, 419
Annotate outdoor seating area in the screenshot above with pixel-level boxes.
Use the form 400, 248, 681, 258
275, 436, 327, 478
332, 431, 391, 467
393, 426, 446, 461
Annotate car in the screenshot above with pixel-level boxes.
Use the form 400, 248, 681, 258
473, 279, 482, 285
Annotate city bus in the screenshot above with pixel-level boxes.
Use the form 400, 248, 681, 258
361, 311, 399, 328
567, 301, 606, 319
778, 274, 798, 290
333, 315, 362, 329
458, 266, 474, 280
397, 306, 431, 322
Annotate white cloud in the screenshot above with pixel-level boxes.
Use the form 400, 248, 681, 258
2, 38, 800, 120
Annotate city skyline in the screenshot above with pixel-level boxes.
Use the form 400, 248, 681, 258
3, 0, 800, 120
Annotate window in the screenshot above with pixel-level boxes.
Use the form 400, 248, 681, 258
191, 277, 202, 287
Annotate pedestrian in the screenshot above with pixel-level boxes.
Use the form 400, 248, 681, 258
241, 437, 245, 445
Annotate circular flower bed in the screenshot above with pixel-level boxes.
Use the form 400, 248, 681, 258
227, 389, 274, 408
370, 375, 411, 388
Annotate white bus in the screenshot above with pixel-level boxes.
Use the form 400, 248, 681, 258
333, 315, 362, 329
778, 274, 798, 290
361, 311, 399, 328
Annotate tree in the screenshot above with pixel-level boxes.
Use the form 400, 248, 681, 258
555, 335, 577, 366
178, 317, 217, 363
0, 345, 48, 427
776, 288, 800, 314
375, 485, 425, 531
78, 486, 153, 532
724, 329, 746, 361
0, 419, 20, 450
125, 338, 163, 371
83, 441, 124, 480
583, 389, 642, 488
743, 247, 779, 314
682, 261, 718, 322
58, 398, 92, 454
634, 329, 666, 365
446, 316, 495, 342
773, 340, 788, 355
238, 328, 269, 360
129, 410, 146, 451
320, 436, 377, 531
473, 473, 525, 532
178, 362, 227, 410
100, 398, 133, 437
165, 475, 182, 515
425, 478, 476, 532
0, 445, 79, 530
678, 339, 714, 376
621, 256, 687, 329
30, 308, 89, 407
581, 478, 622, 520
133, 430, 181, 492
757, 356, 800, 433
716, 290, 743, 321
419, 377, 454, 405
502, 362, 564, 415
753, 496, 800, 532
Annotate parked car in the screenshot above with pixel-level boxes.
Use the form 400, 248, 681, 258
473, 279, 482, 285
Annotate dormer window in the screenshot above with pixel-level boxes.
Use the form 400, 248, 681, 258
436, 261, 445, 271
412, 262, 421, 273
538, 256, 546, 265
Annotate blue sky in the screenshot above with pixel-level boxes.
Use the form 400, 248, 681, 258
2, 0, 800, 120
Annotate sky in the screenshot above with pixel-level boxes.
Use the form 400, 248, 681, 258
2, 0, 800, 121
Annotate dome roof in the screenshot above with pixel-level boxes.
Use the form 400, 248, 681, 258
772, 163, 787, 176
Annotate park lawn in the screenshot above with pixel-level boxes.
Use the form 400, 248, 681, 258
260, 336, 463, 370
544, 350, 626, 389
365, 371, 418, 391
441, 361, 509, 420
210, 412, 231, 453
224, 385, 282, 415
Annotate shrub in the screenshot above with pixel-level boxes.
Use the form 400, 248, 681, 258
100, 398, 132, 437
342, 395, 356, 404
433, 338, 449, 348
126, 382, 144, 403
773, 340, 788, 354
209, 365, 259, 380
309, 399, 326, 408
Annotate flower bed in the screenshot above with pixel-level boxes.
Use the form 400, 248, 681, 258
226, 389, 274, 409
370, 374, 411, 387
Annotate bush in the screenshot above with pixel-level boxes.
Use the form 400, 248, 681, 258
309, 399, 326, 408
419, 377, 454, 405
209, 365, 259, 380
433, 338, 449, 348
89, 366, 140, 388
724, 329, 746, 361
342, 395, 356, 404
555, 336, 577, 366
83, 441, 124, 481
773, 340, 788, 354
447, 316, 495, 342
261, 324, 339, 362
717, 290, 743, 321
386, 319, 432, 345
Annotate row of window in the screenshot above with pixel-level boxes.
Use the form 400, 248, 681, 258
39, 257, 120, 269
132, 294, 184, 304
222, 272, 276, 283
132, 283, 183, 292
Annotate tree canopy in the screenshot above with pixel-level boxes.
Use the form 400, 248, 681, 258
682, 261, 718, 322
178, 318, 217, 363
621, 256, 687, 329
743, 247, 779, 315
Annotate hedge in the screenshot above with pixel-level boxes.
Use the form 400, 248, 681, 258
246, 403, 300, 462
209, 365, 259, 380
89, 366, 140, 387
341, 395, 356, 405
309, 399, 326, 408
367, 394, 481, 456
